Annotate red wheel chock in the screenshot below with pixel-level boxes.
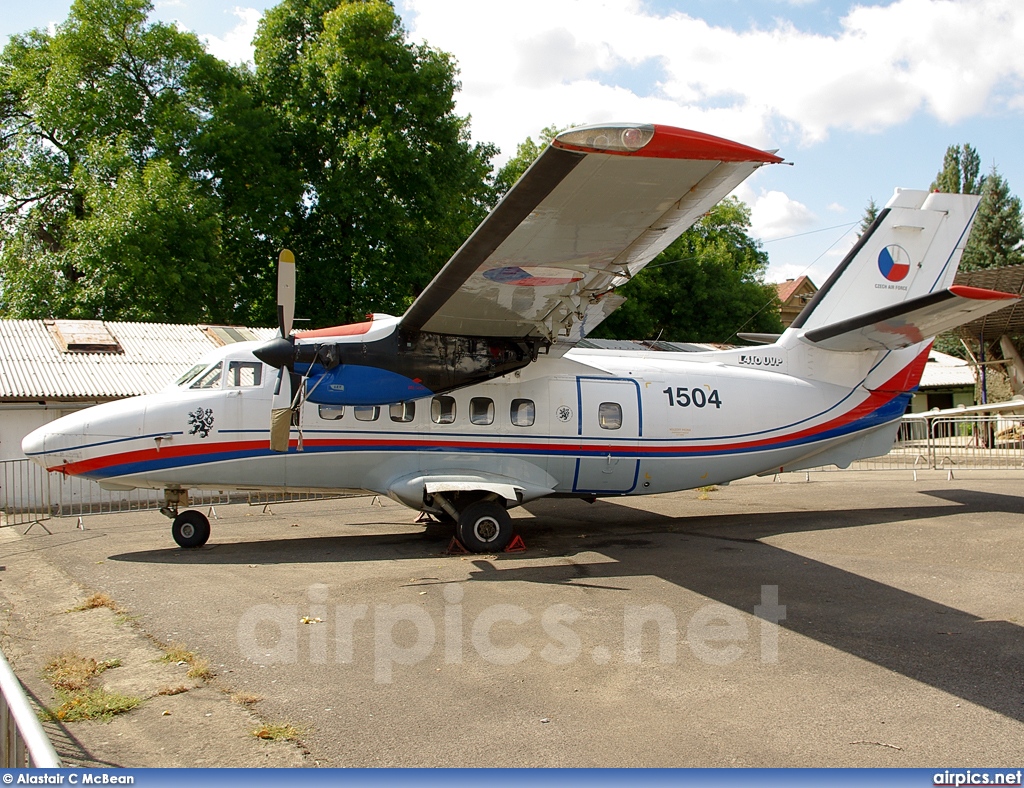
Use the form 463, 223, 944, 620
445, 537, 471, 555
503, 534, 527, 553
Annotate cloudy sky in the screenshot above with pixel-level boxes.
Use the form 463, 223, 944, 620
5, 0, 1024, 285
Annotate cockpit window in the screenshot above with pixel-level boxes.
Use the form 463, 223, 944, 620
190, 362, 223, 389
227, 361, 263, 388
176, 364, 207, 387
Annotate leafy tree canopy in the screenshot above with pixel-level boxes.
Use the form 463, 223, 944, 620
493, 125, 567, 197
930, 143, 1023, 272
0, 0, 242, 321
592, 197, 783, 343
252, 0, 497, 326
931, 143, 982, 195
959, 168, 1024, 271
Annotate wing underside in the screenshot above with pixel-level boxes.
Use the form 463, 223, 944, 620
401, 124, 781, 346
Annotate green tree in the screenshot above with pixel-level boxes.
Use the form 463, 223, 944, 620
0, 0, 241, 321
929, 144, 1023, 272
592, 197, 783, 343
959, 169, 1024, 271
493, 125, 567, 197
251, 0, 496, 326
932, 143, 981, 195
859, 197, 879, 237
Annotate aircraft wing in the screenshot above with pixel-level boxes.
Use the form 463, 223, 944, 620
803, 285, 1020, 352
400, 124, 782, 346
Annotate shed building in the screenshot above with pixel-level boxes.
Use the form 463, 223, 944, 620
0, 320, 274, 463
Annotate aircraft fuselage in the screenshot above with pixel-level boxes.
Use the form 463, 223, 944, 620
23, 337, 916, 511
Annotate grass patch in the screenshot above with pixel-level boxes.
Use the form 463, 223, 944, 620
71, 593, 119, 613
43, 654, 121, 693
159, 642, 215, 682
41, 652, 139, 722
186, 657, 214, 681
253, 722, 302, 742
47, 688, 141, 722
160, 643, 196, 664
156, 685, 189, 696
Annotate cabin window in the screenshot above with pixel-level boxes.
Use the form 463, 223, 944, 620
319, 404, 344, 420
227, 361, 263, 388
176, 364, 206, 387
191, 362, 223, 390
431, 396, 456, 424
390, 402, 415, 423
354, 406, 380, 422
469, 397, 494, 425
510, 398, 535, 427
599, 402, 622, 430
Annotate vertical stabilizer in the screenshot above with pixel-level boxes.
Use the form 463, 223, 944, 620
791, 189, 981, 334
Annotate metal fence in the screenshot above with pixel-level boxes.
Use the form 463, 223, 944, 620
0, 458, 348, 527
4, 414, 1023, 524
800, 414, 1024, 475
0, 648, 60, 767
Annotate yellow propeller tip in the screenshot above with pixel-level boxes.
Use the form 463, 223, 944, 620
279, 249, 295, 264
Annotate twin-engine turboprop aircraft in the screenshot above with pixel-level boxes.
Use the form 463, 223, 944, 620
22, 123, 1019, 552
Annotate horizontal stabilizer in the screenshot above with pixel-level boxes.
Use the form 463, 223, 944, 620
737, 332, 782, 345
803, 285, 1018, 352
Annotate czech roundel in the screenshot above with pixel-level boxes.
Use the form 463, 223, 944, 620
483, 266, 585, 287
878, 245, 911, 282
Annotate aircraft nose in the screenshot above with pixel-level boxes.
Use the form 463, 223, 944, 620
21, 411, 90, 472
21, 425, 48, 467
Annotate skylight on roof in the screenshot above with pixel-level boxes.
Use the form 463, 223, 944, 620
47, 320, 123, 354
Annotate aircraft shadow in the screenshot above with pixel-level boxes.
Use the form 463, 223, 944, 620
472, 489, 1024, 725
107, 488, 1024, 723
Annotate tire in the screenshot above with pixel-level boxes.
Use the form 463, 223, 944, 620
171, 510, 211, 548
456, 500, 513, 553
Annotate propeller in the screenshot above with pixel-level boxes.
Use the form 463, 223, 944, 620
255, 250, 302, 452
254, 249, 345, 452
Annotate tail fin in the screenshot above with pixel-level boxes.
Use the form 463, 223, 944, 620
788, 189, 1016, 351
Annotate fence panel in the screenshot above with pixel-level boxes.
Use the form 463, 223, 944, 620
0, 459, 51, 527
929, 415, 1024, 471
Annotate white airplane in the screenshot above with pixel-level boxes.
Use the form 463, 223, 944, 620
22, 123, 1019, 552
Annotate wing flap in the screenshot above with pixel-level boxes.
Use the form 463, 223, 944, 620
401, 123, 781, 343
803, 286, 1019, 352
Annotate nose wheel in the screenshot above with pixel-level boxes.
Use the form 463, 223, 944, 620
171, 510, 211, 548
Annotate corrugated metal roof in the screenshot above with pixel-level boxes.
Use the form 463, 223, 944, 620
920, 350, 976, 389
0, 320, 276, 401
955, 263, 1024, 340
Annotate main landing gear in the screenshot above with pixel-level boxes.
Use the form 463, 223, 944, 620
160, 489, 211, 548
428, 493, 515, 553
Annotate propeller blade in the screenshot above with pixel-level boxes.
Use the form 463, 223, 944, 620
277, 248, 296, 337
266, 249, 301, 453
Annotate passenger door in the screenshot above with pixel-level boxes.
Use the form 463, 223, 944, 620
573, 377, 641, 494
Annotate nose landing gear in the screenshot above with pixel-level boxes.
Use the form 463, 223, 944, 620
170, 510, 211, 548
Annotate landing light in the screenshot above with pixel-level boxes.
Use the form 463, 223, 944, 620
555, 123, 655, 154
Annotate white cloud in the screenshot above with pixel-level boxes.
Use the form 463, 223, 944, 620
404, 0, 1024, 159
201, 7, 260, 66
744, 188, 817, 241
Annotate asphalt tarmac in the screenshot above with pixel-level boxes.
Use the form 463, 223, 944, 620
2, 470, 1023, 767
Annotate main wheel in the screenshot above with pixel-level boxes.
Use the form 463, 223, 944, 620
171, 510, 211, 548
457, 500, 513, 553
